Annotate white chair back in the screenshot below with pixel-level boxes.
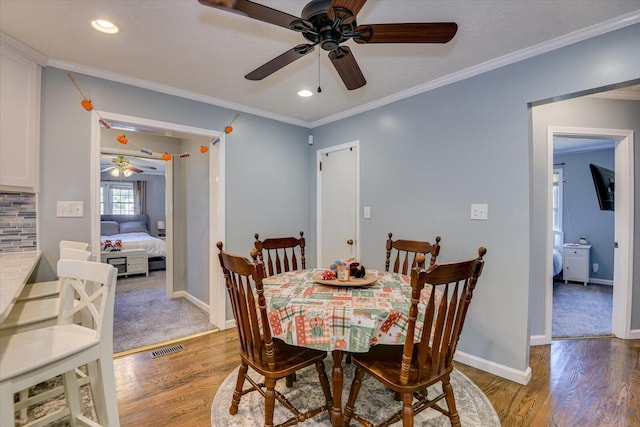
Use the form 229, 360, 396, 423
59, 240, 90, 252
57, 260, 117, 341
60, 247, 92, 261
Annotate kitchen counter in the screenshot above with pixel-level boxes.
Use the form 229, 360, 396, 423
0, 251, 41, 322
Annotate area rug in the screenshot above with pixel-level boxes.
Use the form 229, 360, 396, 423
15, 377, 94, 427
552, 281, 612, 338
211, 363, 500, 426
114, 271, 216, 353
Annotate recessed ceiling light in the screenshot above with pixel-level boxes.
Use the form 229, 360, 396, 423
297, 89, 313, 97
91, 19, 119, 35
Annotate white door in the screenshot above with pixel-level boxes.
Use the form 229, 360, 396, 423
317, 142, 359, 268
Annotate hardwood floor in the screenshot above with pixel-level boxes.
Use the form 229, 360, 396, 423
114, 330, 640, 426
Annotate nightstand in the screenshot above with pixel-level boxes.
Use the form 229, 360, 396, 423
562, 243, 591, 286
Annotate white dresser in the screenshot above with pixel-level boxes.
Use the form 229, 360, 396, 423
562, 244, 591, 286
101, 249, 148, 277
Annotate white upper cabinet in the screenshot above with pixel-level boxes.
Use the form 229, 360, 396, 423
0, 35, 44, 191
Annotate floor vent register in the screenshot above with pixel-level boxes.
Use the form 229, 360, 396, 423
149, 344, 185, 358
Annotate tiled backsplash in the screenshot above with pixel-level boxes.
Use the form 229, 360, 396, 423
0, 191, 37, 252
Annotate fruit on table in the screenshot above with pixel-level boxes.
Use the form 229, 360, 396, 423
321, 269, 336, 280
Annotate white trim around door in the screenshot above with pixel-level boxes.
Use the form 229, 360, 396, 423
542, 126, 634, 343
90, 110, 227, 330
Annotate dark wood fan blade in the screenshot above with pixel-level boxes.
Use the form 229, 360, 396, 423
126, 166, 144, 174
328, 0, 367, 23
133, 164, 157, 170
245, 44, 315, 80
354, 22, 458, 44
198, 0, 301, 30
329, 46, 366, 90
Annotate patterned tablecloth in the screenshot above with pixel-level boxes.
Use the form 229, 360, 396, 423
263, 269, 439, 353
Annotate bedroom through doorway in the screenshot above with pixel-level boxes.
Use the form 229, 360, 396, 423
90, 111, 227, 353
551, 138, 614, 339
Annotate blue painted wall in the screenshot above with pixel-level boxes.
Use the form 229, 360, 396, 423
312, 24, 640, 373
37, 67, 312, 292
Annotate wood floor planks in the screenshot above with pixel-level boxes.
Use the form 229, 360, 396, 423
114, 330, 640, 426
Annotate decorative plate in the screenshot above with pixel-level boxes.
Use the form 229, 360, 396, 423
312, 273, 378, 287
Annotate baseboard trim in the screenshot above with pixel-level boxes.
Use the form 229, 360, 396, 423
173, 290, 209, 312
113, 329, 219, 358
530, 335, 549, 346
225, 319, 236, 330
588, 278, 613, 286
454, 350, 531, 385
628, 329, 640, 339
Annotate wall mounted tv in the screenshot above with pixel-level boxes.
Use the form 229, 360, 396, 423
589, 163, 614, 211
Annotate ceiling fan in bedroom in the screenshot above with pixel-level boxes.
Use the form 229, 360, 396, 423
198, 0, 458, 90
101, 155, 157, 178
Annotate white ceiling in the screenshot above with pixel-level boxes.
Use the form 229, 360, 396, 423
553, 136, 615, 155
1, 1, 639, 127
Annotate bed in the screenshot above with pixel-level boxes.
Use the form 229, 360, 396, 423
553, 230, 563, 277
101, 214, 166, 270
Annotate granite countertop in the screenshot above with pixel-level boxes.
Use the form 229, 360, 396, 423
0, 251, 41, 323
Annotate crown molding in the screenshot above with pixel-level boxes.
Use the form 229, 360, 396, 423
0, 32, 48, 65
308, 10, 640, 128
47, 59, 310, 129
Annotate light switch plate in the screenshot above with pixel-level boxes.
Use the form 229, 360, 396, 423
57, 201, 84, 217
364, 206, 371, 219
470, 204, 488, 220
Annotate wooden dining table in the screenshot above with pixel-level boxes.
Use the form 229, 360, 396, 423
262, 268, 440, 427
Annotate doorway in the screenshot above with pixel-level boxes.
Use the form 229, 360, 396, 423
317, 141, 360, 267
551, 137, 615, 338
89, 110, 227, 335
545, 126, 634, 341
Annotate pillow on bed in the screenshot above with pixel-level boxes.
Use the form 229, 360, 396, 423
119, 220, 148, 234
101, 221, 120, 236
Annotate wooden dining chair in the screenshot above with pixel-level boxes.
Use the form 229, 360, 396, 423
254, 231, 305, 277
344, 248, 487, 427
216, 241, 332, 426
0, 259, 120, 427
385, 232, 441, 275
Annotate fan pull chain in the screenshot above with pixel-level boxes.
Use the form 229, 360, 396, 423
317, 49, 322, 93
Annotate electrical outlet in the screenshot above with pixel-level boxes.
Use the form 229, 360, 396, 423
470, 204, 488, 220
593, 263, 599, 273
363, 206, 371, 219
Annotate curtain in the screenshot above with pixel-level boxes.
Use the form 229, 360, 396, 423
133, 181, 147, 214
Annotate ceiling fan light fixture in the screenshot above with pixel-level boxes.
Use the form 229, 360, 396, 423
91, 19, 119, 35
123, 169, 133, 177
110, 168, 120, 177
297, 89, 313, 97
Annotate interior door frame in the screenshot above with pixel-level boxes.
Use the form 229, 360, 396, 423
544, 125, 634, 341
89, 110, 227, 330
316, 140, 360, 267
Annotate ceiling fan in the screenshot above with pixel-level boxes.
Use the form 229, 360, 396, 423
101, 155, 157, 178
198, 0, 458, 90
